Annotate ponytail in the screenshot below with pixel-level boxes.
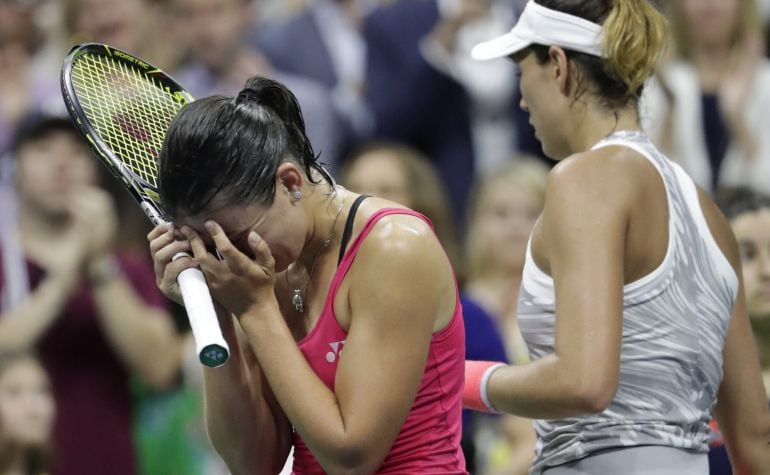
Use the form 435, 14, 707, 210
530, 0, 669, 109
237, 77, 328, 185
602, 0, 668, 96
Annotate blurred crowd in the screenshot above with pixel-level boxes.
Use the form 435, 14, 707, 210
0, 0, 769, 474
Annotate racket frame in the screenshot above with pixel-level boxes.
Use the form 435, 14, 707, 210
60, 43, 229, 368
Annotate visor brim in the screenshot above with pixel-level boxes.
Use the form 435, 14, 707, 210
470, 32, 531, 61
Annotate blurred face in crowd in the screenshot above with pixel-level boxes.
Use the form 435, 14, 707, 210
15, 131, 98, 217
678, 0, 742, 48
732, 209, 770, 320
344, 150, 412, 206
0, 357, 55, 447
473, 181, 541, 272
0, 0, 40, 52
172, 0, 251, 72
73, 0, 146, 53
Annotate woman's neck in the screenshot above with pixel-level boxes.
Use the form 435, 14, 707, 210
690, 45, 733, 93
566, 102, 642, 156
296, 182, 348, 270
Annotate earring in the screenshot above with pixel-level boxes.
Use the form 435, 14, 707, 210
293, 188, 302, 200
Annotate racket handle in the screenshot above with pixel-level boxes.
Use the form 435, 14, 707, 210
173, 252, 230, 367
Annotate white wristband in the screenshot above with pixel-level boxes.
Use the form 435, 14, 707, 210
481, 362, 506, 413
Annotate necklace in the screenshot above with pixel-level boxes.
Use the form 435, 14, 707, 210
287, 187, 347, 312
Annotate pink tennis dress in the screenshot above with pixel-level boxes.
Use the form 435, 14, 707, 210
291, 208, 468, 474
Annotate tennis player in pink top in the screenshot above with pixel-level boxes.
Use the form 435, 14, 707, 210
147, 77, 467, 474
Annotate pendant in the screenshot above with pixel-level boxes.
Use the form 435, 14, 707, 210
291, 289, 304, 313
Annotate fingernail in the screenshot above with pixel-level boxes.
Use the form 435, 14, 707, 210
180, 226, 191, 236
249, 231, 259, 245
205, 221, 216, 232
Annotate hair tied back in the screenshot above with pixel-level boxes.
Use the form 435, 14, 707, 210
236, 88, 260, 104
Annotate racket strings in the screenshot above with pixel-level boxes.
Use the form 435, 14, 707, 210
70, 53, 187, 188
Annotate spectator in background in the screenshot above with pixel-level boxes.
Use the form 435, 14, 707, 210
422, 0, 541, 174
254, 0, 372, 139
342, 142, 465, 276
717, 187, 770, 393
707, 186, 770, 475
0, 351, 54, 475
462, 159, 546, 475
341, 142, 516, 473
0, 116, 180, 475
362, 0, 476, 220
0, 0, 63, 155
643, 0, 770, 195
62, 0, 182, 70
169, 0, 348, 173
362, 0, 545, 221
465, 158, 547, 365
257, 0, 312, 24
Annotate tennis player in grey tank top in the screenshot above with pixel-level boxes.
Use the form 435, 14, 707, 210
519, 131, 735, 473
462, 1, 770, 473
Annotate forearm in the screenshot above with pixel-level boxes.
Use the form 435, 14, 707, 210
488, 355, 613, 419
726, 434, 770, 475
203, 312, 290, 475
0, 274, 76, 350
240, 308, 378, 474
90, 265, 179, 388
721, 414, 770, 474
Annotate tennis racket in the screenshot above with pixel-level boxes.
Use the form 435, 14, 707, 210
60, 43, 229, 368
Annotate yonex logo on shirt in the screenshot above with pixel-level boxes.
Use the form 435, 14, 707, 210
326, 340, 346, 363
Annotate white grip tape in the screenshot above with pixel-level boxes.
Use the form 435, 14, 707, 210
173, 252, 230, 367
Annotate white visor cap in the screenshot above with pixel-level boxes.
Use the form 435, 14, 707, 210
471, 1, 605, 61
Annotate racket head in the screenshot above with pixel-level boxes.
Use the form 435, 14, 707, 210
60, 43, 195, 225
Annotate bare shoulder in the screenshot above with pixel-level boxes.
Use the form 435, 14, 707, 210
546, 146, 651, 207
357, 208, 442, 263
339, 197, 448, 278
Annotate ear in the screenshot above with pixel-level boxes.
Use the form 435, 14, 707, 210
548, 46, 571, 96
276, 161, 304, 198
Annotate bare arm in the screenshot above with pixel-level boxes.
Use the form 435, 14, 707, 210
88, 256, 181, 390
700, 190, 770, 473
0, 271, 78, 350
73, 188, 179, 389
487, 154, 627, 418
192, 216, 450, 475
0, 198, 90, 349
148, 224, 292, 475
715, 287, 770, 474
202, 306, 292, 475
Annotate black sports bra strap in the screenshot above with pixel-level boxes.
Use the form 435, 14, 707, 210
338, 195, 369, 266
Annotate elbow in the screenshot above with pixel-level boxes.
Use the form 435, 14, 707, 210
138, 339, 183, 391
725, 422, 770, 472
569, 379, 617, 414
321, 443, 384, 475
140, 362, 180, 391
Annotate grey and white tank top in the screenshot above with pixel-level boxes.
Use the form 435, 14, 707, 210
517, 131, 739, 474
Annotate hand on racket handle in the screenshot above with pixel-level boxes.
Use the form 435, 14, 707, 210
61, 43, 227, 367
172, 251, 230, 367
